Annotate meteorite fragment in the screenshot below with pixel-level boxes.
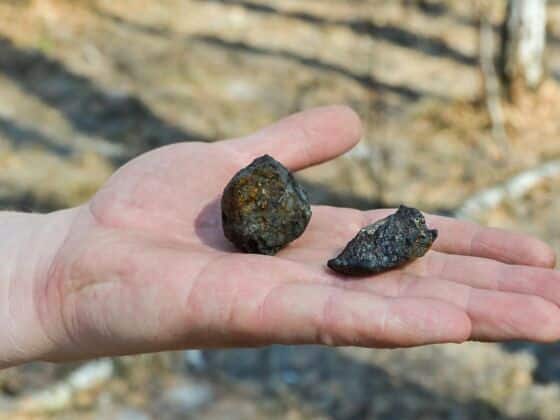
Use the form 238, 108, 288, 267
221, 154, 312, 255
328, 205, 437, 275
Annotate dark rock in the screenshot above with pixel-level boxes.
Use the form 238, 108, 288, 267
328, 205, 437, 275
221, 155, 312, 255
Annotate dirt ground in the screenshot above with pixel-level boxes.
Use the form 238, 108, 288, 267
3, 0, 560, 418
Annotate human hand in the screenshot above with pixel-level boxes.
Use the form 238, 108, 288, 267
3, 106, 560, 367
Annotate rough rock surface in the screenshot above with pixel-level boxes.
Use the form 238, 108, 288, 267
328, 205, 437, 275
221, 155, 312, 255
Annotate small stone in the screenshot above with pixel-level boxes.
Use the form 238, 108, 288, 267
159, 382, 214, 413
183, 350, 206, 371
328, 205, 437, 275
221, 155, 312, 255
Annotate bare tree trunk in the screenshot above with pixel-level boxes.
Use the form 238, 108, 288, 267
500, 0, 547, 101
479, 12, 508, 158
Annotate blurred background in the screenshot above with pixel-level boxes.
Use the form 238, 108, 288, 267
1, 0, 560, 418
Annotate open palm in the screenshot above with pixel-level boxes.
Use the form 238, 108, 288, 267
40, 106, 560, 362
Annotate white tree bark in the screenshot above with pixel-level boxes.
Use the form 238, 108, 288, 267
501, 0, 547, 96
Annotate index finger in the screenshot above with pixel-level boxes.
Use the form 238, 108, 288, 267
365, 210, 556, 268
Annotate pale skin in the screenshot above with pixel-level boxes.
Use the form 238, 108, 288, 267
1, 105, 560, 369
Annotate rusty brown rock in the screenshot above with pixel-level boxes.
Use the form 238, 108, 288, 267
221, 155, 312, 255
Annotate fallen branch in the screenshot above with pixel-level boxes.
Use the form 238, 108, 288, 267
455, 159, 560, 219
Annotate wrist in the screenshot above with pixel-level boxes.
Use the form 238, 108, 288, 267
0, 207, 79, 368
